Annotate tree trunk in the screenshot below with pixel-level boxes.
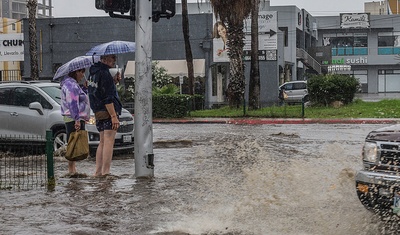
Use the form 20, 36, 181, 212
27, 0, 39, 80
226, 21, 245, 108
209, 0, 253, 108
182, 0, 195, 99
249, 0, 260, 110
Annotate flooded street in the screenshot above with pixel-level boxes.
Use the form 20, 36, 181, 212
0, 123, 393, 234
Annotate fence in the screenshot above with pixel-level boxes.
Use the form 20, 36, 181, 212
0, 70, 22, 81
0, 131, 54, 190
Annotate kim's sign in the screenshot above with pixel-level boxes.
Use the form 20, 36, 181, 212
340, 13, 370, 29
0, 33, 24, 62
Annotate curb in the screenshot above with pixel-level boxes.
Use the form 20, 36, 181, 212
152, 118, 400, 125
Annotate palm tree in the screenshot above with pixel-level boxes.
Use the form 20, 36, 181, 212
210, 0, 253, 108
182, 0, 195, 99
182, 0, 198, 111
27, 0, 39, 80
248, 0, 260, 110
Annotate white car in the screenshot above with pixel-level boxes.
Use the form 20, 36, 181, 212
0, 81, 134, 155
279, 81, 308, 103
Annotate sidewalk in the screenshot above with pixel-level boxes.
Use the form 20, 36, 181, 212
356, 92, 400, 102
153, 117, 400, 125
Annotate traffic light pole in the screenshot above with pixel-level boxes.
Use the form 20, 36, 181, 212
134, 0, 154, 178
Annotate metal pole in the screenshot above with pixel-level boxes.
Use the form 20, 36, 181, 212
46, 130, 55, 190
134, 0, 154, 178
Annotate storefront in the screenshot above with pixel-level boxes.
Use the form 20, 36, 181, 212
316, 13, 400, 93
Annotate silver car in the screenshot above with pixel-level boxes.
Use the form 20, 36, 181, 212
279, 81, 308, 103
0, 81, 134, 155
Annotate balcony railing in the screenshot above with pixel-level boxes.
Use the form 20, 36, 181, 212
296, 48, 321, 74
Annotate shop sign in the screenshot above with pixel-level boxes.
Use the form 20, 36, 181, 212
0, 33, 24, 62
340, 13, 370, 29
243, 11, 278, 51
322, 56, 368, 65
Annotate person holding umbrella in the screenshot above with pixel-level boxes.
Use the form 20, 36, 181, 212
86, 40, 135, 177
87, 54, 122, 177
54, 56, 93, 175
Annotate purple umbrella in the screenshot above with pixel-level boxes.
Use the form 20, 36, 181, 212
53, 56, 99, 80
85, 40, 136, 56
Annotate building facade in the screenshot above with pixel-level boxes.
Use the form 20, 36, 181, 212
0, 17, 22, 81
1, 0, 52, 19
315, 13, 400, 93
0, 0, 52, 81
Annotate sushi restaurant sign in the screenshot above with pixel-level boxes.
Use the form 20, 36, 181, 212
0, 33, 24, 62
322, 57, 368, 65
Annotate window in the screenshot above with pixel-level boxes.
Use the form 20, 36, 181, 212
378, 36, 394, 47
0, 88, 12, 105
41, 86, 61, 105
324, 33, 368, 56
293, 82, 306, 90
283, 83, 293, 90
354, 36, 368, 47
12, 87, 51, 109
378, 69, 400, 92
378, 32, 400, 55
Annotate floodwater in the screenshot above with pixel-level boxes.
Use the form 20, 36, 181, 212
0, 123, 396, 234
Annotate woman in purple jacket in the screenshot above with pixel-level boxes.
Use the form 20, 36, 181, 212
60, 68, 90, 175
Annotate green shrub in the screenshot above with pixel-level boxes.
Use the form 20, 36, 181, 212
308, 74, 360, 106
153, 83, 180, 95
153, 94, 191, 118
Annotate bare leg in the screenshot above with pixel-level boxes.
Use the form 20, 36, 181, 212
101, 129, 117, 175
68, 161, 76, 174
94, 131, 104, 176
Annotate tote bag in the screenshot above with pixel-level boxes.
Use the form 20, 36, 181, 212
65, 130, 89, 161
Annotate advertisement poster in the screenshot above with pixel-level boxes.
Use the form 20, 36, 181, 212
213, 20, 229, 63
0, 33, 24, 62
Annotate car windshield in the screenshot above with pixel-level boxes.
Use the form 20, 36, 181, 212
40, 86, 62, 105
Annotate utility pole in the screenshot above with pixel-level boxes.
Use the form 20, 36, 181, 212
134, 0, 154, 178
95, 0, 175, 178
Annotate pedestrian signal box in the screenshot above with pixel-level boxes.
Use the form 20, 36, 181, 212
152, 0, 176, 21
95, 0, 175, 22
95, 0, 131, 14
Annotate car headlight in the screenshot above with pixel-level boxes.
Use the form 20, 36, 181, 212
88, 115, 96, 125
362, 142, 377, 162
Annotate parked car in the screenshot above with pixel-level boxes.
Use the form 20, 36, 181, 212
279, 81, 308, 104
0, 81, 134, 155
356, 124, 400, 216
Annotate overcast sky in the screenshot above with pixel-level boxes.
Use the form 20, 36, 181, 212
52, 0, 368, 18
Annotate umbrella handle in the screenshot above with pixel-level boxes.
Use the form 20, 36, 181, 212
91, 54, 97, 63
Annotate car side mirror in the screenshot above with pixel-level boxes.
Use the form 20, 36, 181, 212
29, 102, 44, 115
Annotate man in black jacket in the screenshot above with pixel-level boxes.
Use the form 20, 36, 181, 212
88, 54, 122, 177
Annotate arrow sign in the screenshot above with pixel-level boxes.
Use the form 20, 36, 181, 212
264, 29, 276, 37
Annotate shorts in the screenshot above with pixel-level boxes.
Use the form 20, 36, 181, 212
96, 118, 113, 132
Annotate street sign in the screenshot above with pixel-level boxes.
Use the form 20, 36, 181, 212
243, 11, 278, 51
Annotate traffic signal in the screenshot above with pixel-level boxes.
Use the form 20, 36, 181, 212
95, 0, 130, 14
152, 0, 176, 19
95, 0, 176, 21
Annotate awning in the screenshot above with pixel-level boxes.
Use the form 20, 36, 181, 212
124, 59, 205, 78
